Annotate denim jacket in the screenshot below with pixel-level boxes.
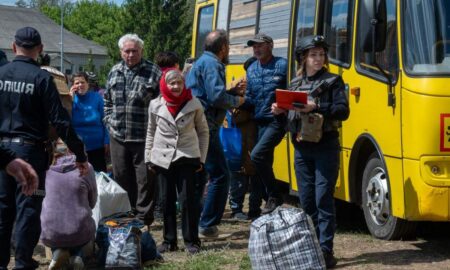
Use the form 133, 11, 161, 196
243, 57, 287, 122
186, 51, 240, 129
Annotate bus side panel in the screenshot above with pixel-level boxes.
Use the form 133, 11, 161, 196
334, 148, 351, 201
385, 156, 406, 219
403, 159, 449, 220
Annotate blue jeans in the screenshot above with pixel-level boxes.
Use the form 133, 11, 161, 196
0, 142, 47, 270
293, 137, 340, 253
199, 127, 230, 229
250, 118, 286, 199
228, 172, 265, 215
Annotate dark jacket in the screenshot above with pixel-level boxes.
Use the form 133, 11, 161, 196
287, 68, 349, 141
0, 50, 8, 67
0, 56, 86, 162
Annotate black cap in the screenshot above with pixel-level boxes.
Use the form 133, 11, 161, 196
15, 27, 42, 48
247, 33, 273, 46
295, 35, 329, 56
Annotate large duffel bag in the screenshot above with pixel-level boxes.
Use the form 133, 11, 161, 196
248, 207, 326, 270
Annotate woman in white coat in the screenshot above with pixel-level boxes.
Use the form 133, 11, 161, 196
145, 69, 209, 254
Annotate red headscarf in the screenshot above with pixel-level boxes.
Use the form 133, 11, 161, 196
159, 68, 192, 117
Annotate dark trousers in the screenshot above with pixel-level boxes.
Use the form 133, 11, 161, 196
109, 136, 155, 225
250, 118, 286, 199
159, 160, 200, 246
0, 142, 47, 270
293, 137, 340, 253
87, 147, 106, 172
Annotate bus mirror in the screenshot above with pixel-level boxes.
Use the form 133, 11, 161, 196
360, 0, 387, 53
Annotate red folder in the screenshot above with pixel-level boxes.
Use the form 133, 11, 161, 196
275, 89, 308, 110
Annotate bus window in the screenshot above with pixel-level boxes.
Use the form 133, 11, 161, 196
356, 1, 398, 82
195, 5, 214, 58
228, 0, 258, 64
292, 0, 316, 76
258, 0, 292, 59
323, 0, 354, 67
403, 0, 450, 75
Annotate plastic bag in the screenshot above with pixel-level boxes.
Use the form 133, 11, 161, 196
106, 226, 142, 269
220, 111, 242, 171
92, 172, 132, 228
249, 207, 326, 270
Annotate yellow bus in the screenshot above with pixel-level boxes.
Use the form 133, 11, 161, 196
191, 0, 450, 240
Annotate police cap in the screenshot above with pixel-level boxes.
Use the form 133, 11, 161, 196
295, 35, 329, 56
15, 27, 42, 48
247, 33, 273, 46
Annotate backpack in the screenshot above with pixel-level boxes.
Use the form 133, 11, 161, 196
248, 207, 326, 270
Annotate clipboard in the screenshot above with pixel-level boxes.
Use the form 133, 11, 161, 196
275, 89, 308, 110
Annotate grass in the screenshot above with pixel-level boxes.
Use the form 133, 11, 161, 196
145, 248, 251, 270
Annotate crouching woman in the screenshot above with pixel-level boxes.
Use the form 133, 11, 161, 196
145, 69, 209, 254
40, 145, 97, 270
271, 35, 349, 268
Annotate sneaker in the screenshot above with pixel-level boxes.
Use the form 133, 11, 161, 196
69, 256, 84, 270
231, 212, 248, 221
261, 197, 283, 214
48, 249, 70, 270
198, 225, 219, 238
157, 242, 178, 253
185, 243, 201, 255
322, 250, 337, 269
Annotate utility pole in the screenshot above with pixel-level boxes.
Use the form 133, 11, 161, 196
60, 0, 64, 73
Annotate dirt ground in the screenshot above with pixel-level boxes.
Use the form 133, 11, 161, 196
11, 200, 450, 270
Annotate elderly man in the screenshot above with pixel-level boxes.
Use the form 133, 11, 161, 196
104, 33, 162, 225
243, 33, 288, 216
186, 29, 245, 237
0, 26, 88, 270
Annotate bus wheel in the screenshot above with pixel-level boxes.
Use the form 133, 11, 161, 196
361, 154, 416, 240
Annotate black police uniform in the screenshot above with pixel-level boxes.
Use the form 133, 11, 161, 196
0, 145, 16, 169
0, 55, 87, 269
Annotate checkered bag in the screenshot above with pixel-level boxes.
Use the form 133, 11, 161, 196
248, 207, 326, 270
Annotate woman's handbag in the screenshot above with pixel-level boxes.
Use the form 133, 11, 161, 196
220, 111, 242, 171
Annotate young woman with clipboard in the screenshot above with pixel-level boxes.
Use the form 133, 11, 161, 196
271, 35, 350, 269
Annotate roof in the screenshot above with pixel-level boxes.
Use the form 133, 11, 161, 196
0, 5, 107, 56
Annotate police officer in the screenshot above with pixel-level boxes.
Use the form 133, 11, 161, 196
0, 26, 88, 269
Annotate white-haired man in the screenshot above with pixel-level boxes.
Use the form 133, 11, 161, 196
104, 34, 162, 225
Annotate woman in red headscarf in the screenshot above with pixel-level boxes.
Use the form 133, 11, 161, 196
145, 69, 209, 254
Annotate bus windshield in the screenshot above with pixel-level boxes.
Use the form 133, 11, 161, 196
403, 0, 450, 75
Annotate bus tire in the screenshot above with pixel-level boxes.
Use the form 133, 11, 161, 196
361, 153, 416, 240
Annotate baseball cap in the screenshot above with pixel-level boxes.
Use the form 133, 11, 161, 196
247, 33, 273, 46
15, 27, 42, 48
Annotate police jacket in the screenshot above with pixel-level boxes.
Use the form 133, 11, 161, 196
0, 56, 87, 162
243, 56, 287, 122
287, 68, 349, 141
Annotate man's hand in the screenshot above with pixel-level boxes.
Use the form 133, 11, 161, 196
271, 103, 287, 115
76, 161, 89, 176
235, 79, 247, 96
237, 96, 245, 107
6, 158, 39, 196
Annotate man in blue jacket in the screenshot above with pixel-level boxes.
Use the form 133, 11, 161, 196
243, 33, 288, 217
186, 29, 245, 237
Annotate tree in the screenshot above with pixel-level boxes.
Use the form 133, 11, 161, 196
15, 0, 28, 7
122, 0, 195, 64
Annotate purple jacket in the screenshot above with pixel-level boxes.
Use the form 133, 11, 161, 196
40, 155, 97, 248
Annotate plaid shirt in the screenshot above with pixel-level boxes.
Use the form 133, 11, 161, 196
104, 60, 162, 142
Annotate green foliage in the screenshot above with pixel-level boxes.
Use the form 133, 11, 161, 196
122, 0, 195, 64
